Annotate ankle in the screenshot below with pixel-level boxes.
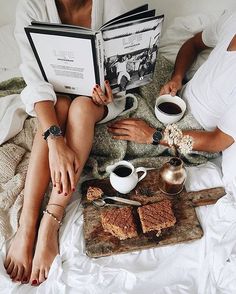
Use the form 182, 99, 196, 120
46, 203, 66, 219
42, 208, 64, 229
19, 217, 38, 231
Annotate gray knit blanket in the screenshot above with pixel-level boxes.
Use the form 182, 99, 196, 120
0, 54, 219, 247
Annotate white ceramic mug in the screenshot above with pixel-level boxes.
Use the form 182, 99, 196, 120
106, 160, 147, 194
155, 94, 186, 125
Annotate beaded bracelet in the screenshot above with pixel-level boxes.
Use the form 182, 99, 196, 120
163, 124, 193, 155
43, 209, 63, 226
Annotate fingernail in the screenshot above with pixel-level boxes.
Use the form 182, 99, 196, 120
72, 188, 75, 192
23, 278, 28, 282
32, 280, 37, 285
64, 193, 68, 196
58, 190, 61, 194
54, 184, 56, 187
105, 80, 109, 84
96, 84, 99, 88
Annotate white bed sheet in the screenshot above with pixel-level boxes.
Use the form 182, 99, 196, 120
0, 168, 235, 294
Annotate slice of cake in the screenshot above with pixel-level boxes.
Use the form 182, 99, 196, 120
137, 199, 176, 233
86, 186, 103, 201
101, 207, 138, 240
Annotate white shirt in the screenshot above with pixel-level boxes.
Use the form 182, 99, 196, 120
182, 11, 236, 141
15, 0, 127, 116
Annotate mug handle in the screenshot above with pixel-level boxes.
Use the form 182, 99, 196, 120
136, 167, 147, 182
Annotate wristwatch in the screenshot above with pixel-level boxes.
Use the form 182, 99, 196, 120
152, 129, 163, 145
43, 125, 63, 141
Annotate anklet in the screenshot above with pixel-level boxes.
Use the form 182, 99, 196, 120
47, 203, 66, 219
43, 209, 63, 226
47, 203, 65, 211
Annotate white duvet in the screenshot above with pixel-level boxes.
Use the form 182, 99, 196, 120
0, 167, 236, 294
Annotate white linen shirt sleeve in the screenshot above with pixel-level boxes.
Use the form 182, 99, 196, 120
202, 10, 232, 48
15, 0, 57, 116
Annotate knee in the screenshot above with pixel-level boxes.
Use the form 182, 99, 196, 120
69, 96, 103, 123
55, 96, 71, 126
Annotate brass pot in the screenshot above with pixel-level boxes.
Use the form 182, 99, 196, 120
158, 157, 187, 195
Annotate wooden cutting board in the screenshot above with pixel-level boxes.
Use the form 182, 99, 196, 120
81, 169, 225, 258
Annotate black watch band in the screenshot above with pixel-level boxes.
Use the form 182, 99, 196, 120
152, 129, 163, 145
43, 125, 63, 141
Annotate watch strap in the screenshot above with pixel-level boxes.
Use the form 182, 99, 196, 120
43, 129, 51, 141
152, 128, 163, 145
43, 125, 63, 141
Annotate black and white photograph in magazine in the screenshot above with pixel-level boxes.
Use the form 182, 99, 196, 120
102, 16, 163, 93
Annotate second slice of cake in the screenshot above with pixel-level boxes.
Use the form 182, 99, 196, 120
137, 199, 176, 233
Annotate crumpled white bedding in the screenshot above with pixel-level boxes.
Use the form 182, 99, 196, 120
0, 165, 235, 294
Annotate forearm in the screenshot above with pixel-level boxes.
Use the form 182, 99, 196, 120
159, 128, 234, 153
171, 32, 209, 83
108, 119, 234, 153
182, 130, 234, 153
171, 39, 200, 82
34, 101, 59, 131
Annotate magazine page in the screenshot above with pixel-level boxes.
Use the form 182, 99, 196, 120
101, 16, 164, 93
101, 9, 156, 30
26, 29, 99, 96
31, 21, 92, 32
101, 4, 149, 28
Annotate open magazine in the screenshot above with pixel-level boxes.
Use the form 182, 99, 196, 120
25, 4, 164, 97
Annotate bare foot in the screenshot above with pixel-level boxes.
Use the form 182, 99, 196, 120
30, 212, 61, 286
4, 225, 36, 283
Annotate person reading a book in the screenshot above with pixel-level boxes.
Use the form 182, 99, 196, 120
108, 11, 236, 185
4, 0, 132, 286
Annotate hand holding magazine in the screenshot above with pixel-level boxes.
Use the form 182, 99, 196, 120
25, 4, 164, 97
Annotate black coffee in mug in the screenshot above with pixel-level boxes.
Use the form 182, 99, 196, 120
113, 165, 132, 177
158, 102, 182, 115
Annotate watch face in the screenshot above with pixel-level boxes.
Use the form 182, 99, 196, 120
49, 125, 61, 136
153, 130, 162, 143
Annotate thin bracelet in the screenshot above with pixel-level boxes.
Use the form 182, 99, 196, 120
43, 209, 63, 226
47, 204, 66, 219
47, 203, 65, 211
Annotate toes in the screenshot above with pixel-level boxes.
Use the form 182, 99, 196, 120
6, 260, 14, 275
39, 268, 47, 284
4, 256, 11, 269
10, 265, 18, 280
14, 265, 24, 283
45, 268, 49, 280
30, 268, 40, 286
21, 264, 32, 284
30, 267, 49, 286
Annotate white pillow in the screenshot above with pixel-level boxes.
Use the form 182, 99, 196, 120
0, 23, 21, 71
159, 12, 224, 80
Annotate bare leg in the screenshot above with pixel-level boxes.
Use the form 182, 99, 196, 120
29, 97, 105, 285
4, 97, 71, 283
